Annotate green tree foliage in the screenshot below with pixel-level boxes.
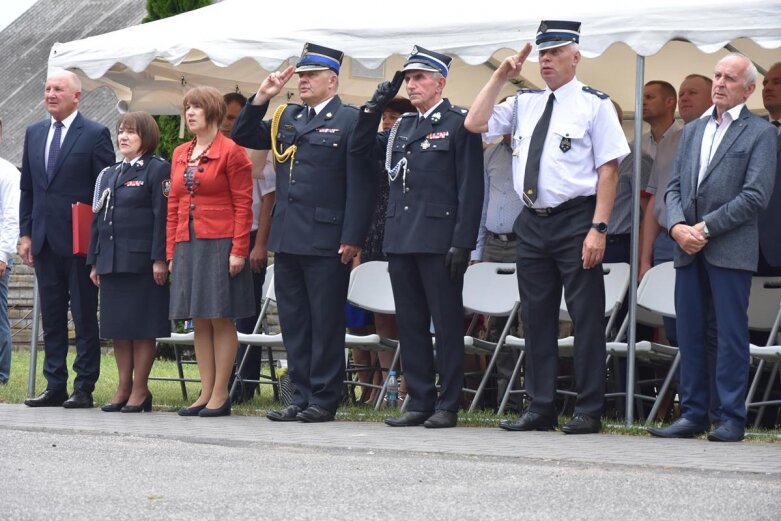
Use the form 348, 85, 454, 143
143, 0, 212, 160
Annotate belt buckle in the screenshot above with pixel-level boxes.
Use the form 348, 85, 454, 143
532, 207, 552, 217
497, 233, 509, 242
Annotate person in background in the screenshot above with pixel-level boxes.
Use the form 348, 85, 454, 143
168, 86, 254, 418
221, 92, 277, 404
757, 62, 781, 277
0, 118, 19, 385
88, 112, 170, 413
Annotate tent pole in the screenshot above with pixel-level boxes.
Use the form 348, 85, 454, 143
625, 54, 644, 426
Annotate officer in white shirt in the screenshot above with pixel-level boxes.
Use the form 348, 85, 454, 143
466, 20, 629, 434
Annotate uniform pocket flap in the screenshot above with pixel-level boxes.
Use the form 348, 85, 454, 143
311, 134, 342, 148
314, 206, 344, 224
425, 203, 456, 219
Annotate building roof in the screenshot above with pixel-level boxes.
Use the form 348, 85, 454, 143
0, 0, 146, 166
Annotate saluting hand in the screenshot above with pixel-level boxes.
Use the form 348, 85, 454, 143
496, 43, 532, 82
255, 66, 296, 105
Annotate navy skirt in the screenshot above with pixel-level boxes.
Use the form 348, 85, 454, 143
100, 272, 171, 339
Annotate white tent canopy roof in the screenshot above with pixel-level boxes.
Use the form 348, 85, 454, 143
48, 0, 781, 115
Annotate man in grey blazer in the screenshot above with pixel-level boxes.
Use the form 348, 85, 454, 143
649, 54, 777, 442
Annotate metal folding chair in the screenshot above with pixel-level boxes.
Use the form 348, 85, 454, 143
460, 262, 521, 412
744, 277, 781, 427
343, 261, 400, 410
229, 264, 286, 400
152, 327, 196, 400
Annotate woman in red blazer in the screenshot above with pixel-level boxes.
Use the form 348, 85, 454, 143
167, 86, 254, 417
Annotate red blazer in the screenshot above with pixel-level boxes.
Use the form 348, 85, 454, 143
166, 132, 253, 260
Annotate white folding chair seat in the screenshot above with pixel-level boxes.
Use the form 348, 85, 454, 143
744, 278, 781, 427
343, 261, 400, 410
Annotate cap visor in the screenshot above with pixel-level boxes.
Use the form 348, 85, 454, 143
295, 64, 332, 73
536, 40, 574, 51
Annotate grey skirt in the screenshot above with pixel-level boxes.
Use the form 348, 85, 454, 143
169, 221, 255, 320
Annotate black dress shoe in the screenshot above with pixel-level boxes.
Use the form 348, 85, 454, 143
296, 404, 335, 423
424, 410, 457, 429
707, 422, 745, 442
62, 390, 93, 409
499, 411, 558, 432
25, 389, 68, 407
121, 393, 153, 413
647, 417, 709, 438
266, 405, 302, 422
101, 400, 128, 412
199, 399, 231, 417
177, 404, 207, 417
561, 413, 601, 434
384, 411, 432, 427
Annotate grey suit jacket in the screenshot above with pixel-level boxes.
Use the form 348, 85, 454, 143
665, 106, 777, 271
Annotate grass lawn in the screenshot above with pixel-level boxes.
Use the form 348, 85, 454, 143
2, 348, 779, 442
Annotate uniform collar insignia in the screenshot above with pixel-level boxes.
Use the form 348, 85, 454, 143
430, 112, 441, 124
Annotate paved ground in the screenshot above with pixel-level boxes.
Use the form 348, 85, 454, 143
1, 404, 779, 520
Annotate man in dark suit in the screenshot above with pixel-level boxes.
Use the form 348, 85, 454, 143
352, 46, 484, 428
231, 43, 375, 423
649, 54, 777, 442
20, 70, 114, 408
758, 62, 781, 276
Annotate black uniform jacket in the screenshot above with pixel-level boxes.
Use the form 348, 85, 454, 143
231, 95, 375, 256
352, 99, 484, 254
87, 154, 169, 275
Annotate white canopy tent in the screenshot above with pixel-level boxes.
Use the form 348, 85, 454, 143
43, 0, 781, 422
48, 0, 781, 118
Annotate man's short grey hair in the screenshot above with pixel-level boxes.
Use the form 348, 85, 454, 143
720, 52, 757, 88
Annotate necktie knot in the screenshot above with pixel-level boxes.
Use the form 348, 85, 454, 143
54, 121, 64, 129
120, 162, 132, 175
772, 120, 780, 128
308, 108, 316, 122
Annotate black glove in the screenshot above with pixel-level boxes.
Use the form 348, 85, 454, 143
365, 70, 404, 113
444, 247, 470, 281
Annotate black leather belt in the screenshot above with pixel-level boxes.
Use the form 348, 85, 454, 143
526, 195, 595, 217
488, 232, 517, 242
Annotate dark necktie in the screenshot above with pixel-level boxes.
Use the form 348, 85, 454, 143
772, 120, 780, 128
120, 162, 132, 176
523, 93, 555, 206
47, 121, 64, 180
308, 107, 316, 122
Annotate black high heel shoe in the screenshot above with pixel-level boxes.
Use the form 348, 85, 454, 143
101, 400, 128, 412
198, 399, 231, 417
120, 393, 153, 413
177, 404, 207, 416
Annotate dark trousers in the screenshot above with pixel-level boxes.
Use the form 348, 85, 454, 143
515, 200, 606, 418
274, 252, 349, 414
388, 253, 465, 413
35, 240, 100, 393
675, 256, 752, 427
232, 231, 268, 399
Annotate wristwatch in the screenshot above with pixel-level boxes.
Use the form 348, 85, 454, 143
591, 222, 608, 234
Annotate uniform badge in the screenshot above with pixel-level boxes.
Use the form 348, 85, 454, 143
430, 112, 441, 124
560, 136, 571, 153
136, 159, 144, 168
162, 179, 171, 198
125, 180, 144, 187
325, 112, 333, 119
296, 112, 303, 119
420, 140, 431, 150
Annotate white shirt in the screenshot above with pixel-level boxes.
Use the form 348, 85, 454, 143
310, 97, 334, 116
698, 103, 744, 188
485, 77, 629, 208
0, 157, 20, 264
249, 153, 277, 231
44, 110, 78, 171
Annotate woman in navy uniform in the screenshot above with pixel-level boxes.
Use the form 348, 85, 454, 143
88, 111, 170, 413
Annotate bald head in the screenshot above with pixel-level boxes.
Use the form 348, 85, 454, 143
44, 70, 82, 121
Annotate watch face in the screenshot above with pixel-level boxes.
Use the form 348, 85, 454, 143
593, 222, 608, 233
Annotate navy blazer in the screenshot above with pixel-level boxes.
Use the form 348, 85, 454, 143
20, 112, 115, 257
758, 131, 781, 268
231, 96, 375, 256
87, 155, 169, 275
352, 99, 484, 254
665, 107, 777, 272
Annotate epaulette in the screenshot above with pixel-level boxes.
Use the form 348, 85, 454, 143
517, 88, 544, 95
287, 102, 303, 107
342, 104, 360, 111
400, 112, 417, 118
449, 105, 469, 116
582, 86, 610, 100
150, 155, 166, 163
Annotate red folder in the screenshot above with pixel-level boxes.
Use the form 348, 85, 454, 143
71, 202, 92, 257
